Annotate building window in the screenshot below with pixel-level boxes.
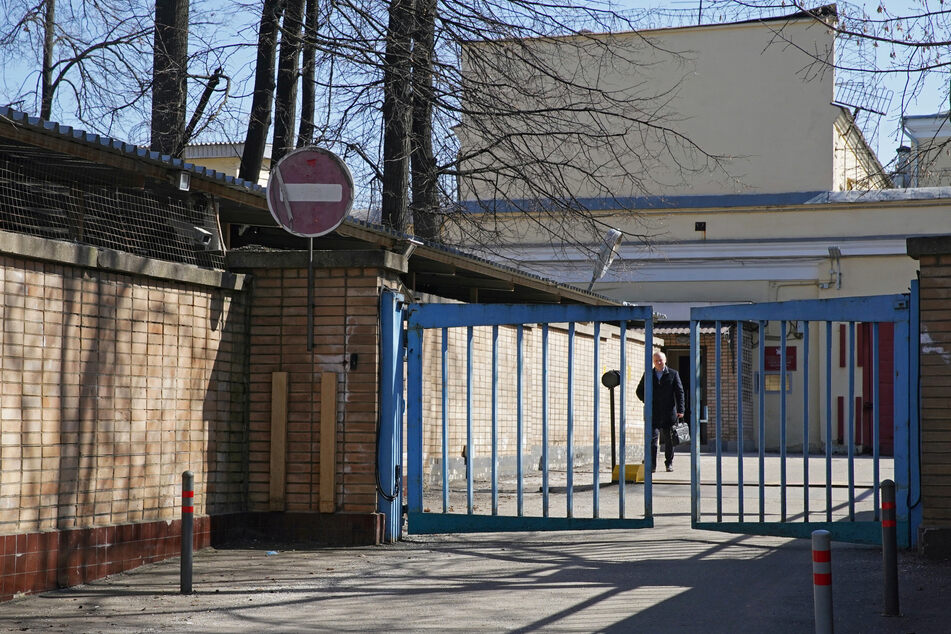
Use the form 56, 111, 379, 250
764, 373, 792, 393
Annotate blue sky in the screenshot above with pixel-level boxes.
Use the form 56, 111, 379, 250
2, 0, 946, 166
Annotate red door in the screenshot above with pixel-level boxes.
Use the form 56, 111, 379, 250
858, 323, 894, 455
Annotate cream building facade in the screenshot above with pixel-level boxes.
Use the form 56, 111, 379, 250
453, 9, 951, 453
458, 7, 888, 208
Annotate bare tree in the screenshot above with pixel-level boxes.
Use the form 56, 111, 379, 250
272, 0, 304, 163
151, 0, 189, 155
0, 0, 234, 145
239, 0, 284, 183
0, 0, 153, 129
409, 0, 439, 240
296, 0, 319, 147
272, 0, 731, 258
381, 0, 414, 230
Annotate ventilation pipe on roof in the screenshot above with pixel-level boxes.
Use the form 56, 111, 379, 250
895, 146, 913, 188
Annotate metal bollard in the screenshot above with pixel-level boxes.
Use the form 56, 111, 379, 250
181, 470, 194, 595
881, 480, 900, 616
812, 529, 833, 634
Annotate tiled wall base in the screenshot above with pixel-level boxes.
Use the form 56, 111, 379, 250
0, 517, 210, 602
2, 512, 383, 602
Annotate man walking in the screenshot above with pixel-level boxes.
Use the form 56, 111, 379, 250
635, 351, 685, 472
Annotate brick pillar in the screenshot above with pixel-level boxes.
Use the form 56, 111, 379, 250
228, 249, 406, 545
907, 236, 951, 557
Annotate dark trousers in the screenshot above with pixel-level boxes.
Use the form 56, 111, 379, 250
652, 425, 675, 469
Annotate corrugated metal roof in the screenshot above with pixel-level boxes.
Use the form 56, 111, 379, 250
651, 324, 731, 335
184, 142, 272, 161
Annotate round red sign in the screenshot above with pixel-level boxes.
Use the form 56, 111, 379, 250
266, 147, 354, 237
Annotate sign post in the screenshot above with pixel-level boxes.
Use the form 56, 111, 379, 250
267, 148, 355, 350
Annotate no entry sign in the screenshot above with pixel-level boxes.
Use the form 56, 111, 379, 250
266, 147, 354, 237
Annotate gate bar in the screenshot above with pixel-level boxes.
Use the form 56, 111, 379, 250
467, 325, 474, 514
848, 321, 855, 521
406, 323, 423, 517
492, 324, 499, 516
758, 320, 765, 522
872, 323, 880, 519
567, 322, 575, 518
441, 327, 449, 513
620, 320, 628, 518
542, 324, 550, 518
645, 317, 654, 519
825, 321, 833, 523
517, 324, 525, 516
690, 320, 701, 523
781, 321, 788, 522
717, 321, 724, 522
803, 322, 810, 521
379, 291, 405, 541
736, 321, 744, 521
643, 319, 654, 519
894, 301, 911, 547
593, 322, 601, 519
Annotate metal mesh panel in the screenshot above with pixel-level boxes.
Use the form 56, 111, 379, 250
0, 155, 224, 268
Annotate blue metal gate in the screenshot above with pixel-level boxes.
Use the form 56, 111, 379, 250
388, 293, 658, 534
687, 286, 921, 546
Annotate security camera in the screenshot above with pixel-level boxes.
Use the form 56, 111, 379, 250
192, 226, 213, 248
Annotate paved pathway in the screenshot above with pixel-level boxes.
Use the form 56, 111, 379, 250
4, 453, 948, 632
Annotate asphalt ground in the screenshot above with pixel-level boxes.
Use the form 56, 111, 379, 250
3, 524, 950, 633
4, 454, 950, 633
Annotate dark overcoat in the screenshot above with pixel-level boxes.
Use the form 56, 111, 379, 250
635, 367, 685, 428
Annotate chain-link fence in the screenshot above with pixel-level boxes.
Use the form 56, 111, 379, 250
0, 153, 224, 268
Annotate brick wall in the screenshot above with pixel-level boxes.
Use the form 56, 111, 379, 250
694, 329, 752, 449
0, 234, 248, 600
908, 237, 951, 557
917, 252, 951, 527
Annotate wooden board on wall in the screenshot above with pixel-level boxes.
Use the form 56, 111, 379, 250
269, 372, 288, 511
320, 372, 337, 513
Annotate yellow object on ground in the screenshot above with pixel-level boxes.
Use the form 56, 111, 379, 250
611, 463, 644, 483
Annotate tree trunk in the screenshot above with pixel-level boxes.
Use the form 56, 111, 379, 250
272, 0, 305, 163
40, 0, 55, 119
150, 0, 190, 157
239, 0, 285, 184
297, 0, 318, 148
410, 0, 439, 240
381, 0, 414, 232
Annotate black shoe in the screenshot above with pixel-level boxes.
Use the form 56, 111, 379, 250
665, 465, 673, 472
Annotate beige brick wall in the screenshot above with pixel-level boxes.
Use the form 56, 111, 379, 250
697, 328, 754, 449
0, 254, 249, 537
918, 254, 951, 525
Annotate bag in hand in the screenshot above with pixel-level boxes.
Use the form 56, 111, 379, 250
671, 420, 690, 446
